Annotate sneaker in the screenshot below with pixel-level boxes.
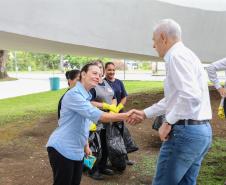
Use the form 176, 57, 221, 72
126, 160, 135, 165
88, 171, 104, 180
100, 168, 114, 175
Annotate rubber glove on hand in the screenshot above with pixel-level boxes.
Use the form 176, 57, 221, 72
116, 103, 124, 113
102, 103, 117, 112
89, 123, 97, 131
218, 106, 225, 120
217, 98, 225, 120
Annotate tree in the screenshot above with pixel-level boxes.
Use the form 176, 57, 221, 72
6, 50, 112, 72
64, 55, 111, 69
0, 50, 8, 79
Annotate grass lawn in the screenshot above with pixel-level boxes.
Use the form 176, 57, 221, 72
198, 137, 226, 185
0, 81, 163, 126
1, 80, 226, 184
124, 80, 163, 94
0, 89, 65, 126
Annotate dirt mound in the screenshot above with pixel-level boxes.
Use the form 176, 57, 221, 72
0, 89, 225, 185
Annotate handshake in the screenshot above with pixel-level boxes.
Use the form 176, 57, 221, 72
102, 103, 146, 124
125, 109, 146, 125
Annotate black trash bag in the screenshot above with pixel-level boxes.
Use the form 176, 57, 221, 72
123, 126, 139, 153
106, 124, 127, 171
152, 115, 166, 131
88, 131, 102, 164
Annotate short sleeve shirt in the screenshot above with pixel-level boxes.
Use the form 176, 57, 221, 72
104, 78, 127, 104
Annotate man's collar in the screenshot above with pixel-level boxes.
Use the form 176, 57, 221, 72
164, 41, 183, 62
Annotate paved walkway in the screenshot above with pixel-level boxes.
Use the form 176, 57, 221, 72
0, 78, 68, 100
0, 73, 68, 99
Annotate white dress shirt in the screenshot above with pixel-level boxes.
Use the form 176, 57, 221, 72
144, 42, 212, 124
206, 58, 226, 89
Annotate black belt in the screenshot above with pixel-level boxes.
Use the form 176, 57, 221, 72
175, 119, 209, 125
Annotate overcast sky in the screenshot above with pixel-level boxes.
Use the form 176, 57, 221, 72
157, 0, 226, 11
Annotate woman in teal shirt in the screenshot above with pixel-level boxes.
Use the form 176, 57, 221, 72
46, 62, 133, 185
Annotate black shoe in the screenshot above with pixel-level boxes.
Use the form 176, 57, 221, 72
88, 171, 104, 180
126, 160, 135, 165
100, 168, 114, 175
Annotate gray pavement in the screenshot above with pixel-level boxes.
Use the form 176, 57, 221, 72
0, 77, 68, 100
0, 71, 165, 100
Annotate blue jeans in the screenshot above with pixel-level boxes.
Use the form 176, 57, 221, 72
152, 122, 212, 185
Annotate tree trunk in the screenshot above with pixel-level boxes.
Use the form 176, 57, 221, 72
0, 50, 8, 79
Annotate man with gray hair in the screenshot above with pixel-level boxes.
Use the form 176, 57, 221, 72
129, 19, 212, 185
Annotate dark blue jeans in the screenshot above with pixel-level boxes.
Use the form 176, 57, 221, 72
152, 122, 212, 185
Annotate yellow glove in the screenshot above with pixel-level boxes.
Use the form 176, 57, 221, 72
218, 98, 225, 120
102, 102, 111, 110
218, 106, 225, 120
102, 103, 117, 113
109, 104, 117, 113
89, 123, 97, 131
116, 103, 124, 113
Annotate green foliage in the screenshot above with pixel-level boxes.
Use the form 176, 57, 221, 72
64, 55, 111, 69
124, 81, 163, 94
138, 62, 151, 70
32, 53, 60, 70
7, 51, 60, 71
132, 154, 157, 177
7, 51, 111, 72
198, 137, 226, 185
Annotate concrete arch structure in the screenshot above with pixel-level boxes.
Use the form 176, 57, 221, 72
0, 0, 225, 62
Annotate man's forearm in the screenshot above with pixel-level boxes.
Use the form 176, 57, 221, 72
143, 98, 166, 119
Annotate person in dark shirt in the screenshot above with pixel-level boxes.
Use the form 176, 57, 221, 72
58, 69, 80, 119
104, 62, 135, 165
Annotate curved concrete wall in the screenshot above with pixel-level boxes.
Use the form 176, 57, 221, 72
0, 0, 225, 62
